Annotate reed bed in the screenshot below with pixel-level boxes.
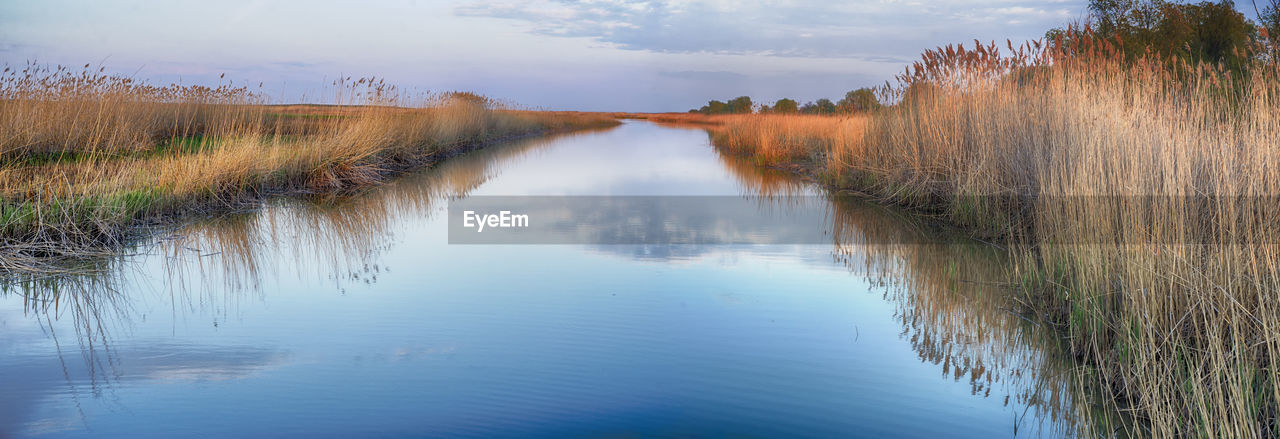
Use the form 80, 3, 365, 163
612, 112, 731, 126
710, 36, 1280, 437
0, 63, 618, 269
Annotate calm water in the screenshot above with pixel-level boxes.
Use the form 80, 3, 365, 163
2, 121, 1087, 437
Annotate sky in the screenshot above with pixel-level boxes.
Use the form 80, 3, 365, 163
0, 0, 1093, 112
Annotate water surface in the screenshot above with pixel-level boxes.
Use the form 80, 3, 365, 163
2, 121, 1086, 437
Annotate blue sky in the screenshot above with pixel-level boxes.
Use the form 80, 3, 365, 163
0, 0, 1090, 111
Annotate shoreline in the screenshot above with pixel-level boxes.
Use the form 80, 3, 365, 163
691, 98, 1278, 436
0, 112, 620, 272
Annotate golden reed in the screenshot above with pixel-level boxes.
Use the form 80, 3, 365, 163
0, 63, 618, 269
710, 33, 1280, 437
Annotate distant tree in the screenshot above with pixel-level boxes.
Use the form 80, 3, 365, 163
772, 98, 799, 114
1067, 0, 1259, 71
1086, 0, 1141, 38
1262, 0, 1280, 34
817, 98, 837, 114
703, 100, 728, 115
1253, 0, 1280, 57
800, 99, 835, 115
799, 99, 836, 115
726, 96, 754, 114
1176, 1, 1257, 70
836, 88, 881, 114
758, 104, 772, 113
688, 109, 701, 113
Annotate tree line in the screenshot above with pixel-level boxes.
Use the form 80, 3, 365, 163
689, 88, 881, 115
1053, 0, 1280, 70
690, 1, 1280, 116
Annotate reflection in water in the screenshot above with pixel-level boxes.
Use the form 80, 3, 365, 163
3, 265, 289, 436
161, 129, 588, 295
713, 144, 1126, 437
0, 132, 579, 437
2, 122, 1117, 437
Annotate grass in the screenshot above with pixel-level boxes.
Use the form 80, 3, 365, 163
611, 112, 731, 126
702, 36, 1280, 437
0, 63, 619, 270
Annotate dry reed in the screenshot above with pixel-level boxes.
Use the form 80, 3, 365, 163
0, 63, 618, 269
710, 33, 1280, 437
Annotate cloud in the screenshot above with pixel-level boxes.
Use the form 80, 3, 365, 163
658, 70, 748, 80
0, 0, 1091, 110
456, 0, 1087, 59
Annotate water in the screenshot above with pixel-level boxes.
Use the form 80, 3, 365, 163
1, 121, 1086, 437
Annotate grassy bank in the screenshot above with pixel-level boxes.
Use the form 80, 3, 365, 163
0, 64, 619, 269
705, 39, 1280, 436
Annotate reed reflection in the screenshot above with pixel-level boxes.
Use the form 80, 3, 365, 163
0, 123, 1123, 437
714, 147, 1116, 437
158, 128, 600, 295
0, 130, 601, 436
1, 264, 290, 436
4, 126, 606, 322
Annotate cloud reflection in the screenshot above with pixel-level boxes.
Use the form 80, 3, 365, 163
0, 122, 1123, 436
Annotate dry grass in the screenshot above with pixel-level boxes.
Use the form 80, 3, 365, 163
0, 63, 618, 268
710, 36, 1280, 437
611, 112, 732, 126
712, 114, 869, 168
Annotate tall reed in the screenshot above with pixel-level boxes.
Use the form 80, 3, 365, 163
711, 33, 1280, 437
0, 63, 618, 269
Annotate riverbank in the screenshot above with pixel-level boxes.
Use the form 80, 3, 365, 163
681, 48, 1280, 436
0, 66, 618, 270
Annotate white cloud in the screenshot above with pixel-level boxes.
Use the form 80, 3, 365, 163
456, 0, 1087, 59
0, 0, 1090, 111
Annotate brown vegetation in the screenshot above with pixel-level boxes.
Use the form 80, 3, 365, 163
707, 32, 1280, 437
612, 112, 730, 126
0, 63, 618, 269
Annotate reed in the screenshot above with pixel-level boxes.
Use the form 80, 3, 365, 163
710, 34, 1280, 437
612, 112, 731, 126
0, 63, 619, 269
